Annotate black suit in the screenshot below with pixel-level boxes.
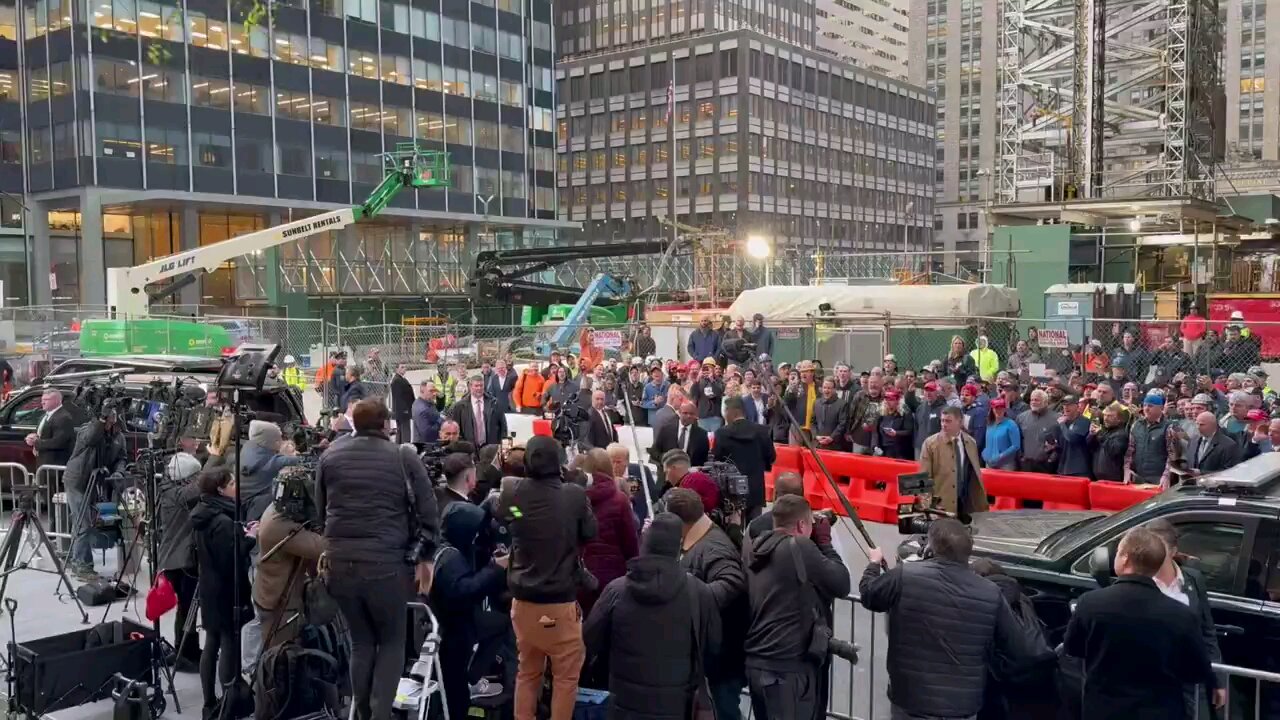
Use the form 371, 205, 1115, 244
650, 421, 709, 467
486, 372, 517, 415
583, 407, 618, 449
1188, 430, 1240, 474
1064, 575, 1214, 720
712, 418, 776, 516
35, 405, 78, 467
448, 396, 508, 450
390, 374, 415, 444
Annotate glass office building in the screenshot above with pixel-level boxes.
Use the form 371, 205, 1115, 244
0, 0, 566, 307
556, 29, 936, 251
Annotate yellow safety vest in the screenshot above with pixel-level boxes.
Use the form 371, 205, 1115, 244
282, 366, 308, 390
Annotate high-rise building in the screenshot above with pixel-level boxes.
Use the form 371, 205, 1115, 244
557, 0, 935, 257
816, 0, 909, 80
914, 0, 1280, 265
0, 0, 567, 308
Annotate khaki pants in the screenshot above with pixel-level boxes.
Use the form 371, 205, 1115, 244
511, 599, 584, 720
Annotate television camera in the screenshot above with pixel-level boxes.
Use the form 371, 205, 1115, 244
414, 442, 450, 484
552, 393, 587, 449
720, 337, 757, 365
895, 471, 956, 535
703, 460, 750, 521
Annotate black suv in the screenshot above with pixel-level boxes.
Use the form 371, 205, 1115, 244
962, 453, 1280, 678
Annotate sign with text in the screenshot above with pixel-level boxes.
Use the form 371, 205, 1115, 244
1038, 328, 1070, 348
592, 330, 623, 349
1056, 301, 1080, 316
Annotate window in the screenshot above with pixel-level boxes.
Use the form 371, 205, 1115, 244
141, 66, 185, 103
417, 110, 445, 140
500, 80, 523, 107
473, 26, 496, 54
1174, 522, 1245, 594
443, 116, 471, 144
94, 58, 139, 96
313, 95, 345, 126
193, 131, 231, 167
443, 66, 470, 96
474, 120, 499, 149
933, 213, 944, 230
441, 16, 468, 47
499, 30, 522, 60
381, 54, 411, 85
957, 212, 968, 230
278, 145, 311, 175
315, 148, 347, 179
276, 89, 310, 121
414, 61, 443, 92
236, 138, 273, 173
233, 81, 267, 113
475, 73, 498, 102
967, 212, 978, 229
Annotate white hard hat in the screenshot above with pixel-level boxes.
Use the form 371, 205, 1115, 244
1230, 310, 1244, 321
283, 354, 296, 364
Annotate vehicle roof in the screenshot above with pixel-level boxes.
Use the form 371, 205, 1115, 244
39, 371, 288, 391
1196, 452, 1280, 495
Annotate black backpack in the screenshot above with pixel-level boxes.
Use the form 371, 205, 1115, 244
253, 642, 341, 720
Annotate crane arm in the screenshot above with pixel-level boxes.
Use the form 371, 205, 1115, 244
544, 273, 630, 353
106, 145, 448, 317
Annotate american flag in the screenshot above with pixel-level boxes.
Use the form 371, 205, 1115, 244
665, 77, 675, 122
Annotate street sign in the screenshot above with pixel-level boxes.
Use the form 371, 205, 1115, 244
592, 330, 623, 349
1039, 328, 1070, 348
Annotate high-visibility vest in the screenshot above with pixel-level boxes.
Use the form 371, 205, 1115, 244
283, 366, 308, 390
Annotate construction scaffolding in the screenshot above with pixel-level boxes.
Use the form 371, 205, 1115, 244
997, 0, 1223, 205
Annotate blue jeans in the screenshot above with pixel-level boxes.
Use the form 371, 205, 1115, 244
64, 484, 94, 570
710, 676, 746, 720
698, 416, 723, 433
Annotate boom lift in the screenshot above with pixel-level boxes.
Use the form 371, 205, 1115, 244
105, 143, 450, 317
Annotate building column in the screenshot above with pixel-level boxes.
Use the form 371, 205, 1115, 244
78, 189, 106, 306
30, 199, 52, 306
179, 206, 201, 309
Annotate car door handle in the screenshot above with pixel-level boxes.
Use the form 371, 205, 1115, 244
1215, 624, 1245, 636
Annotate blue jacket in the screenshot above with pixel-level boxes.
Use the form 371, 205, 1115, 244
981, 417, 1021, 469
687, 329, 721, 362
239, 444, 302, 522
413, 398, 442, 444
964, 400, 990, 456
641, 380, 669, 411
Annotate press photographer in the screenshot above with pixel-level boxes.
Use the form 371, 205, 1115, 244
156, 441, 204, 672
240, 420, 302, 523
253, 464, 326, 651
63, 398, 130, 580
315, 399, 439, 720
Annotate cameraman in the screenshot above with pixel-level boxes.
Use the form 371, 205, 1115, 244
744, 495, 850, 719
157, 442, 204, 672
240, 420, 301, 522
62, 400, 129, 580
253, 465, 326, 652
861, 519, 1048, 720
316, 399, 439, 720
436, 452, 477, 519
713, 396, 776, 523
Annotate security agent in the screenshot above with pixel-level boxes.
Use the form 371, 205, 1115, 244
743, 495, 850, 720
61, 399, 129, 580
860, 518, 1048, 720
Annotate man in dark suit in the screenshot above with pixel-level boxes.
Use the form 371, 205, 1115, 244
449, 375, 508, 450
712, 396, 776, 521
390, 363, 415, 444
1187, 411, 1241, 476
583, 390, 619, 449
26, 389, 77, 466
651, 386, 684, 439
1064, 527, 1215, 720
650, 402, 709, 467
486, 358, 517, 415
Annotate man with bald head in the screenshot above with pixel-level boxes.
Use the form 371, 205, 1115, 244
651, 400, 710, 466
584, 389, 619, 449
1016, 389, 1060, 473
1185, 411, 1241, 477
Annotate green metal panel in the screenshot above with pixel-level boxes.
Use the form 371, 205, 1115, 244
79, 319, 233, 357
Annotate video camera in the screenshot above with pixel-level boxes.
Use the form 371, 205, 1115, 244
895, 471, 955, 535
703, 459, 750, 520
552, 393, 586, 448
414, 442, 449, 484
721, 337, 757, 364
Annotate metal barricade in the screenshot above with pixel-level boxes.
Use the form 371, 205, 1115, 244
35, 464, 69, 551
1198, 663, 1280, 720
824, 593, 879, 720
0, 462, 33, 524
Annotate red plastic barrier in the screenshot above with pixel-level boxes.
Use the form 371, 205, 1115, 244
1089, 481, 1161, 511
532, 419, 552, 437
982, 469, 1091, 511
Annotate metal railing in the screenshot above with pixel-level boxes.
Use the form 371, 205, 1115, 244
1198, 663, 1280, 720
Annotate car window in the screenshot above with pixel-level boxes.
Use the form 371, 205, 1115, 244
9, 393, 45, 428
54, 361, 108, 375
1174, 522, 1245, 594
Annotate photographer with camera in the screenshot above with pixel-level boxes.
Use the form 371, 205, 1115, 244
744, 495, 851, 720
240, 420, 302, 523
861, 518, 1048, 720
250, 464, 326, 658
667, 488, 750, 720
713, 396, 776, 523
62, 399, 129, 580
316, 399, 439, 720
157, 443, 205, 672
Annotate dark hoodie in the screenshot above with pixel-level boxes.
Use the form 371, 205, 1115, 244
711, 418, 777, 512
499, 435, 597, 603
584, 514, 721, 720
744, 530, 851, 672
190, 493, 254, 633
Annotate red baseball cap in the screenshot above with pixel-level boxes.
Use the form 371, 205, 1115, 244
961, 383, 981, 396
884, 389, 902, 400
990, 397, 1007, 409
1247, 409, 1268, 422
923, 381, 939, 392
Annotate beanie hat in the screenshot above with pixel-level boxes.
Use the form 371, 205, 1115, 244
167, 453, 202, 480
248, 420, 282, 450
642, 512, 683, 558
525, 435, 563, 479
679, 471, 721, 514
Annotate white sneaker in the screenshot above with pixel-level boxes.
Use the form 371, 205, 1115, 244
469, 678, 503, 699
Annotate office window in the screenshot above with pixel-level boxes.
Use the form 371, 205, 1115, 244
443, 65, 470, 96
414, 60, 443, 92
96, 122, 138, 160
276, 88, 310, 121
95, 58, 140, 96
234, 81, 268, 114
500, 80, 523, 107
591, 149, 606, 170
475, 73, 498, 102
474, 120, 499, 149
417, 110, 445, 140
443, 116, 471, 144
192, 131, 231, 167
315, 148, 348, 179
141, 65, 185, 103
441, 16, 469, 47
235, 138, 273, 173
313, 95, 345, 126
499, 30, 522, 60
473, 26, 496, 54
278, 145, 312, 176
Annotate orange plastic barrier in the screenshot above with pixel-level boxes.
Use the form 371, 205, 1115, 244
532, 419, 552, 437
981, 469, 1091, 511
815, 451, 921, 523
1089, 480, 1161, 511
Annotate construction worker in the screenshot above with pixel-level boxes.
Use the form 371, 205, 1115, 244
281, 355, 308, 391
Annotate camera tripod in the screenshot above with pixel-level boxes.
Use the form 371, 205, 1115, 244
0, 485, 89, 624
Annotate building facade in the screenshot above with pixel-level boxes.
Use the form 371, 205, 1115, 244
816, 0, 908, 80
913, 0, 1280, 266
0, 0, 567, 309
556, 29, 935, 258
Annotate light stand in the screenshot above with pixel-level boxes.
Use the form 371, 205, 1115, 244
616, 381, 654, 513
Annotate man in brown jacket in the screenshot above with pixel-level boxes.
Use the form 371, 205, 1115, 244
252, 465, 326, 650
918, 405, 989, 522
